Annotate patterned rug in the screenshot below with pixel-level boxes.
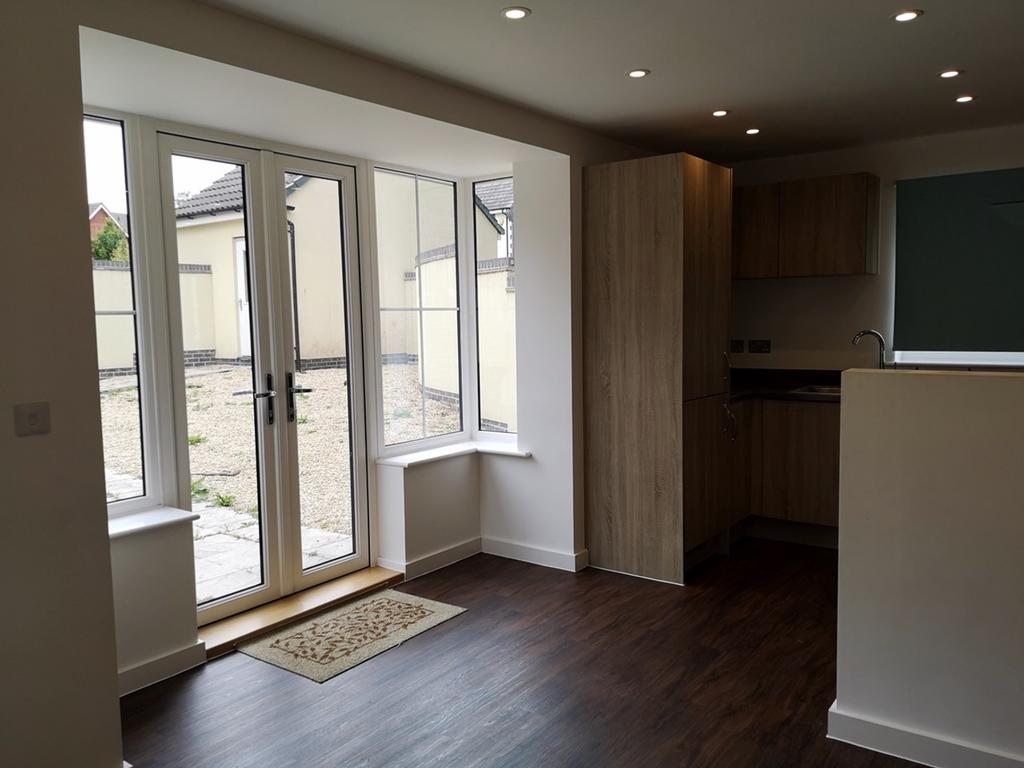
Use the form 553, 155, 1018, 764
238, 589, 465, 683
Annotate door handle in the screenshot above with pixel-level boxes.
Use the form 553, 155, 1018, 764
253, 373, 275, 425
286, 372, 314, 423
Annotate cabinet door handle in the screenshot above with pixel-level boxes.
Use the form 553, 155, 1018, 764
723, 404, 738, 442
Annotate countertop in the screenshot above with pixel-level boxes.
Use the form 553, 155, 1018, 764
730, 368, 843, 403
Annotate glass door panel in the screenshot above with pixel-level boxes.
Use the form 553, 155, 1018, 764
159, 136, 368, 621
159, 135, 280, 622
275, 157, 369, 588
171, 154, 266, 606
285, 175, 356, 569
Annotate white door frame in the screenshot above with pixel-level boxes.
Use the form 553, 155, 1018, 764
157, 133, 285, 624
158, 132, 373, 624
268, 153, 371, 594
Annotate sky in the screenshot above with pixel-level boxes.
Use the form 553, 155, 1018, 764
83, 117, 230, 215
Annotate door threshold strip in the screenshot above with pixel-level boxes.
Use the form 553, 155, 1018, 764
199, 566, 403, 658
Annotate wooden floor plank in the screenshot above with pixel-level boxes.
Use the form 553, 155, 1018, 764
198, 566, 403, 658
124, 542, 914, 767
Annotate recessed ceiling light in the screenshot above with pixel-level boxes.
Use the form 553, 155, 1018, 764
956, 94, 975, 103
712, 109, 729, 117
892, 8, 923, 22
627, 69, 651, 79
501, 6, 531, 20
746, 128, 760, 135
939, 69, 961, 79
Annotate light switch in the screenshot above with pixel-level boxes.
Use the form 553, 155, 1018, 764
13, 401, 51, 437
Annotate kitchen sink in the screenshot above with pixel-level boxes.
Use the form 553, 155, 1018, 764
789, 385, 842, 397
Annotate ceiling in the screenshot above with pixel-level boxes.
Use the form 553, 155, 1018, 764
81, 29, 560, 179
200, 0, 1024, 162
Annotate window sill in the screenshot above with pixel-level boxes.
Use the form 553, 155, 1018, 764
377, 440, 531, 468
474, 441, 532, 458
893, 351, 1024, 368
108, 506, 199, 540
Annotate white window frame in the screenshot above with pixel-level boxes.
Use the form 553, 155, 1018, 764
467, 173, 519, 444
87, 107, 179, 518
92, 109, 523, 523
366, 163, 475, 460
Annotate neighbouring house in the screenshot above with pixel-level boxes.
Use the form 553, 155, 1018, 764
473, 177, 517, 432
88, 201, 128, 240
91, 168, 517, 430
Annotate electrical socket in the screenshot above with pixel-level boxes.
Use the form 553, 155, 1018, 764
749, 339, 771, 354
13, 401, 51, 437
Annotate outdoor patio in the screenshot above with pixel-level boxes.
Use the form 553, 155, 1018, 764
190, 499, 353, 604
100, 362, 459, 604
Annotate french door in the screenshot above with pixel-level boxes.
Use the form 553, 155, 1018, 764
158, 134, 369, 624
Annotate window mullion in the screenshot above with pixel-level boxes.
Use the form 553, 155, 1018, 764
413, 177, 427, 439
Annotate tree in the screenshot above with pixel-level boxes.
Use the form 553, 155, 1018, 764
91, 217, 129, 261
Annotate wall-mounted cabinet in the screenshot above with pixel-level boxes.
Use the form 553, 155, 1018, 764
583, 152, 732, 584
733, 183, 780, 279
733, 172, 879, 279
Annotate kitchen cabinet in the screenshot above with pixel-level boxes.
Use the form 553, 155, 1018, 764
683, 157, 733, 401
728, 398, 761, 525
780, 172, 879, 276
583, 152, 732, 583
682, 396, 764, 553
732, 172, 879, 279
733, 183, 780, 279
760, 399, 840, 526
682, 395, 732, 552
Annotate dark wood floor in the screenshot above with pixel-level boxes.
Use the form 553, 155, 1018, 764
121, 540, 915, 767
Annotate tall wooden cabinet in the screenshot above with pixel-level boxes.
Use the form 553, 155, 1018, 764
583, 153, 733, 584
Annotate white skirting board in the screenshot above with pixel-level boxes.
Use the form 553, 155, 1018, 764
828, 702, 1024, 768
118, 641, 207, 696
382, 537, 484, 580
377, 537, 482, 579
481, 535, 588, 572
380, 537, 589, 577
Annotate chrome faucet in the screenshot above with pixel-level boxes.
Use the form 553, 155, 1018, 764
852, 329, 886, 369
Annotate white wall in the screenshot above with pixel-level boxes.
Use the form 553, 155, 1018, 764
375, 455, 481, 579
109, 517, 205, 695
730, 122, 1024, 371
480, 157, 584, 569
831, 369, 1024, 768
0, 4, 124, 766
404, 456, 481, 575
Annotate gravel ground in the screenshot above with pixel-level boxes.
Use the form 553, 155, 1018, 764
98, 376, 144, 501
99, 363, 460, 534
381, 363, 463, 445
